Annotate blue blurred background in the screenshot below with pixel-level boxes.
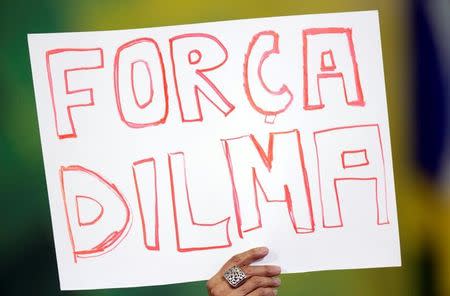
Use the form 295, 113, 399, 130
1, 0, 448, 295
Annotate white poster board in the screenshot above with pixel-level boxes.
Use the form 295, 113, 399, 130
28, 10, 401, 290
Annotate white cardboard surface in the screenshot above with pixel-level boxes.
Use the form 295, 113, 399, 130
28, 10, 401, 290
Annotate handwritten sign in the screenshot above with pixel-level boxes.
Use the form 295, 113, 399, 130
28, 11, 401, 290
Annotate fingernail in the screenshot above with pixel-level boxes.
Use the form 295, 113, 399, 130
272, 266, 281, 273
273, 277, 281, 286
273, 289, 278, 295
258, 247, 269, 254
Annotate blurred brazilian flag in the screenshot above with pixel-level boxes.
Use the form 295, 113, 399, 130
1, 0, 448, 295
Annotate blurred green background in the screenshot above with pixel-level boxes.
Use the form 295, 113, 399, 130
1, 0, 449, 295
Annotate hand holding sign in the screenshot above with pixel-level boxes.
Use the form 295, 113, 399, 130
207, 247, 281, 296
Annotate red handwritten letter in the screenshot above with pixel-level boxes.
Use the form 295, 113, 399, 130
313, 124, 389, 228
133, 158, 159, 251
60, 165, 131, 262
244, 31, 293, 123
168, 152, 231, 252
223, 130, 314, 238
46, 48, 104, 139
114, 38, 169, 127
303, 28, 364, 109
170, 33, 235, 122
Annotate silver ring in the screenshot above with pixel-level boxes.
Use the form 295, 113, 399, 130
224, 266, 247, 288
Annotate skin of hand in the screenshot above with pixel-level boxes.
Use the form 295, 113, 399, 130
206, 247, 281, 296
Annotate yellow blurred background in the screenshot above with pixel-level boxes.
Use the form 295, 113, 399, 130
1, 0, 448, 295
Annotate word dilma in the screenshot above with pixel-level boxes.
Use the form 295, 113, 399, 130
60, 125, 389, 263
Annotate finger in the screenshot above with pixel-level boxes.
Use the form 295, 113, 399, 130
247, 287, 278, 296
232, 276, 280, 296
242, 265, 281, 277
222, 247, 269, 271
